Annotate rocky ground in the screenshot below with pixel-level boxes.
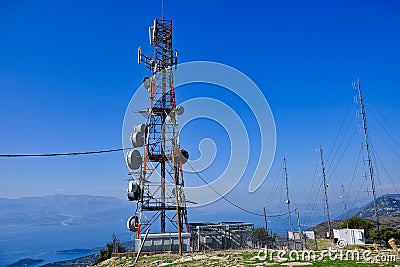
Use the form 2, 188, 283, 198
93, 248, 400, 267
94, 249, 300, 267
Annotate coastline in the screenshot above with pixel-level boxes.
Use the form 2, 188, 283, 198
0, 221, 130, 267
39, 254, 98, 267
5, 252, 99, 267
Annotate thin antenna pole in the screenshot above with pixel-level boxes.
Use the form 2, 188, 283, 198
354, 80, 380, 240
263, 207, 268, 232
161, 0, 164, 19
174, 169, 183, 255
320, 146, 332, 239
341, 184, 348, 227
283, 157, 293, 231
295, 209, 303, 247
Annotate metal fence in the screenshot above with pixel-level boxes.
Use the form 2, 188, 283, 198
189, 222, 254, 251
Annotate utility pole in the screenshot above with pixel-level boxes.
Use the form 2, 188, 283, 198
320, 147, 332, 239
340, 184, 348, 228
295, 209, 303, 248
283, 157, 293, 232
263, 207, 269, 249
354, 80, 380, 240
263, 207, 268, 232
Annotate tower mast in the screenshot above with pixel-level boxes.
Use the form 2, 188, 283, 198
295, 209, 303, 245
126, 11, 189, 255
354, 80, 380, 238
283, 157, 293, 231
320, 147, 331, 238
341, 184, 349, 228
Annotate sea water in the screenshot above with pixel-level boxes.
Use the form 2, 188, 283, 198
0, 222, 132, 267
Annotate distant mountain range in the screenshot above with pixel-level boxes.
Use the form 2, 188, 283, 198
311, 194, 400, 236
355, 194, 400, 229
0, 194, 133, 226
355, 194, 400, 218
2, 194, 399, 228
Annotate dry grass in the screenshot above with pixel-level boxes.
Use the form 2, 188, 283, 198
94, 246, 400, 267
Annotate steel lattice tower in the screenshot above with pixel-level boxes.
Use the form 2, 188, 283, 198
126, 17, 189, 253
354, 80, 380, 240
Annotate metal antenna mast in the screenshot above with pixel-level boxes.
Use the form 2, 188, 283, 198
295, 209, 303, 245
126, 13, 189, 256
340, 184, 349, 228
354, 80, 380, 237
319, 147, 331, 238
340, 185, 348, 221
283, 157, 293, 231
161, 0, 164, 19
263, 207, 268, 231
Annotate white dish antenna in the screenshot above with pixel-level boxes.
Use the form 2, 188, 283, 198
128, 180, 139, 193
176, 105, 184, 115
126, 150, 142, 170
143, 77, 151, 91
180, 148, 189, 164
134, 123, 147, 134
130, 131, 144, 147
127, 216, 139, 232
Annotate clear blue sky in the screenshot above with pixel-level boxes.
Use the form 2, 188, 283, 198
1, 0, 399, 226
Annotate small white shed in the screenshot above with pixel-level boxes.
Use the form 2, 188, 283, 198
288, 231, 302, 240
303, 231, 315, 240
333, 229, 365, 245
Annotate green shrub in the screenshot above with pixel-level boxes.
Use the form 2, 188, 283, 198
93, 234, 125, 265
368, 225, 400, 245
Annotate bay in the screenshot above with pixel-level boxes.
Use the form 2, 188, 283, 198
0, 221, 133, 267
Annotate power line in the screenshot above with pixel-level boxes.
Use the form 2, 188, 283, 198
265, 161, 284, 211
304, 153, 324, 226
326, 105, 357, 175
0, 147, 129, 157
364, 92, 400, 146
186, 161, 296, 218
326, 102, 357, 170
2, 145, 300, 219
327, 126, 358, 185
369, 122, 400, 160
371, 143, 399, 194
367, 106, 400, 150
347, 146, 363, 204
268, 209, 299, 218
186, 161, 263, 216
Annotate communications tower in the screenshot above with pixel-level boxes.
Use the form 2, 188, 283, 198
319, 146, 332, 238
125, 16, 189, 254
283, 157, 293, 232
353, 80, 380, 239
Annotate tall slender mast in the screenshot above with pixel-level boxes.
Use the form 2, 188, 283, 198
263, 207, 268, 231
341, 184, 349, 228
283, 157, 293, 231
354, 80, 380, 236
295, 209, 303, 244
320, 147, 331, 238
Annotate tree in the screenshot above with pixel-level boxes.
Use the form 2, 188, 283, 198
340, 217, 374, 238
368, 226, 400, 246
94, 234, 125, 265
252, 227, 268, 247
